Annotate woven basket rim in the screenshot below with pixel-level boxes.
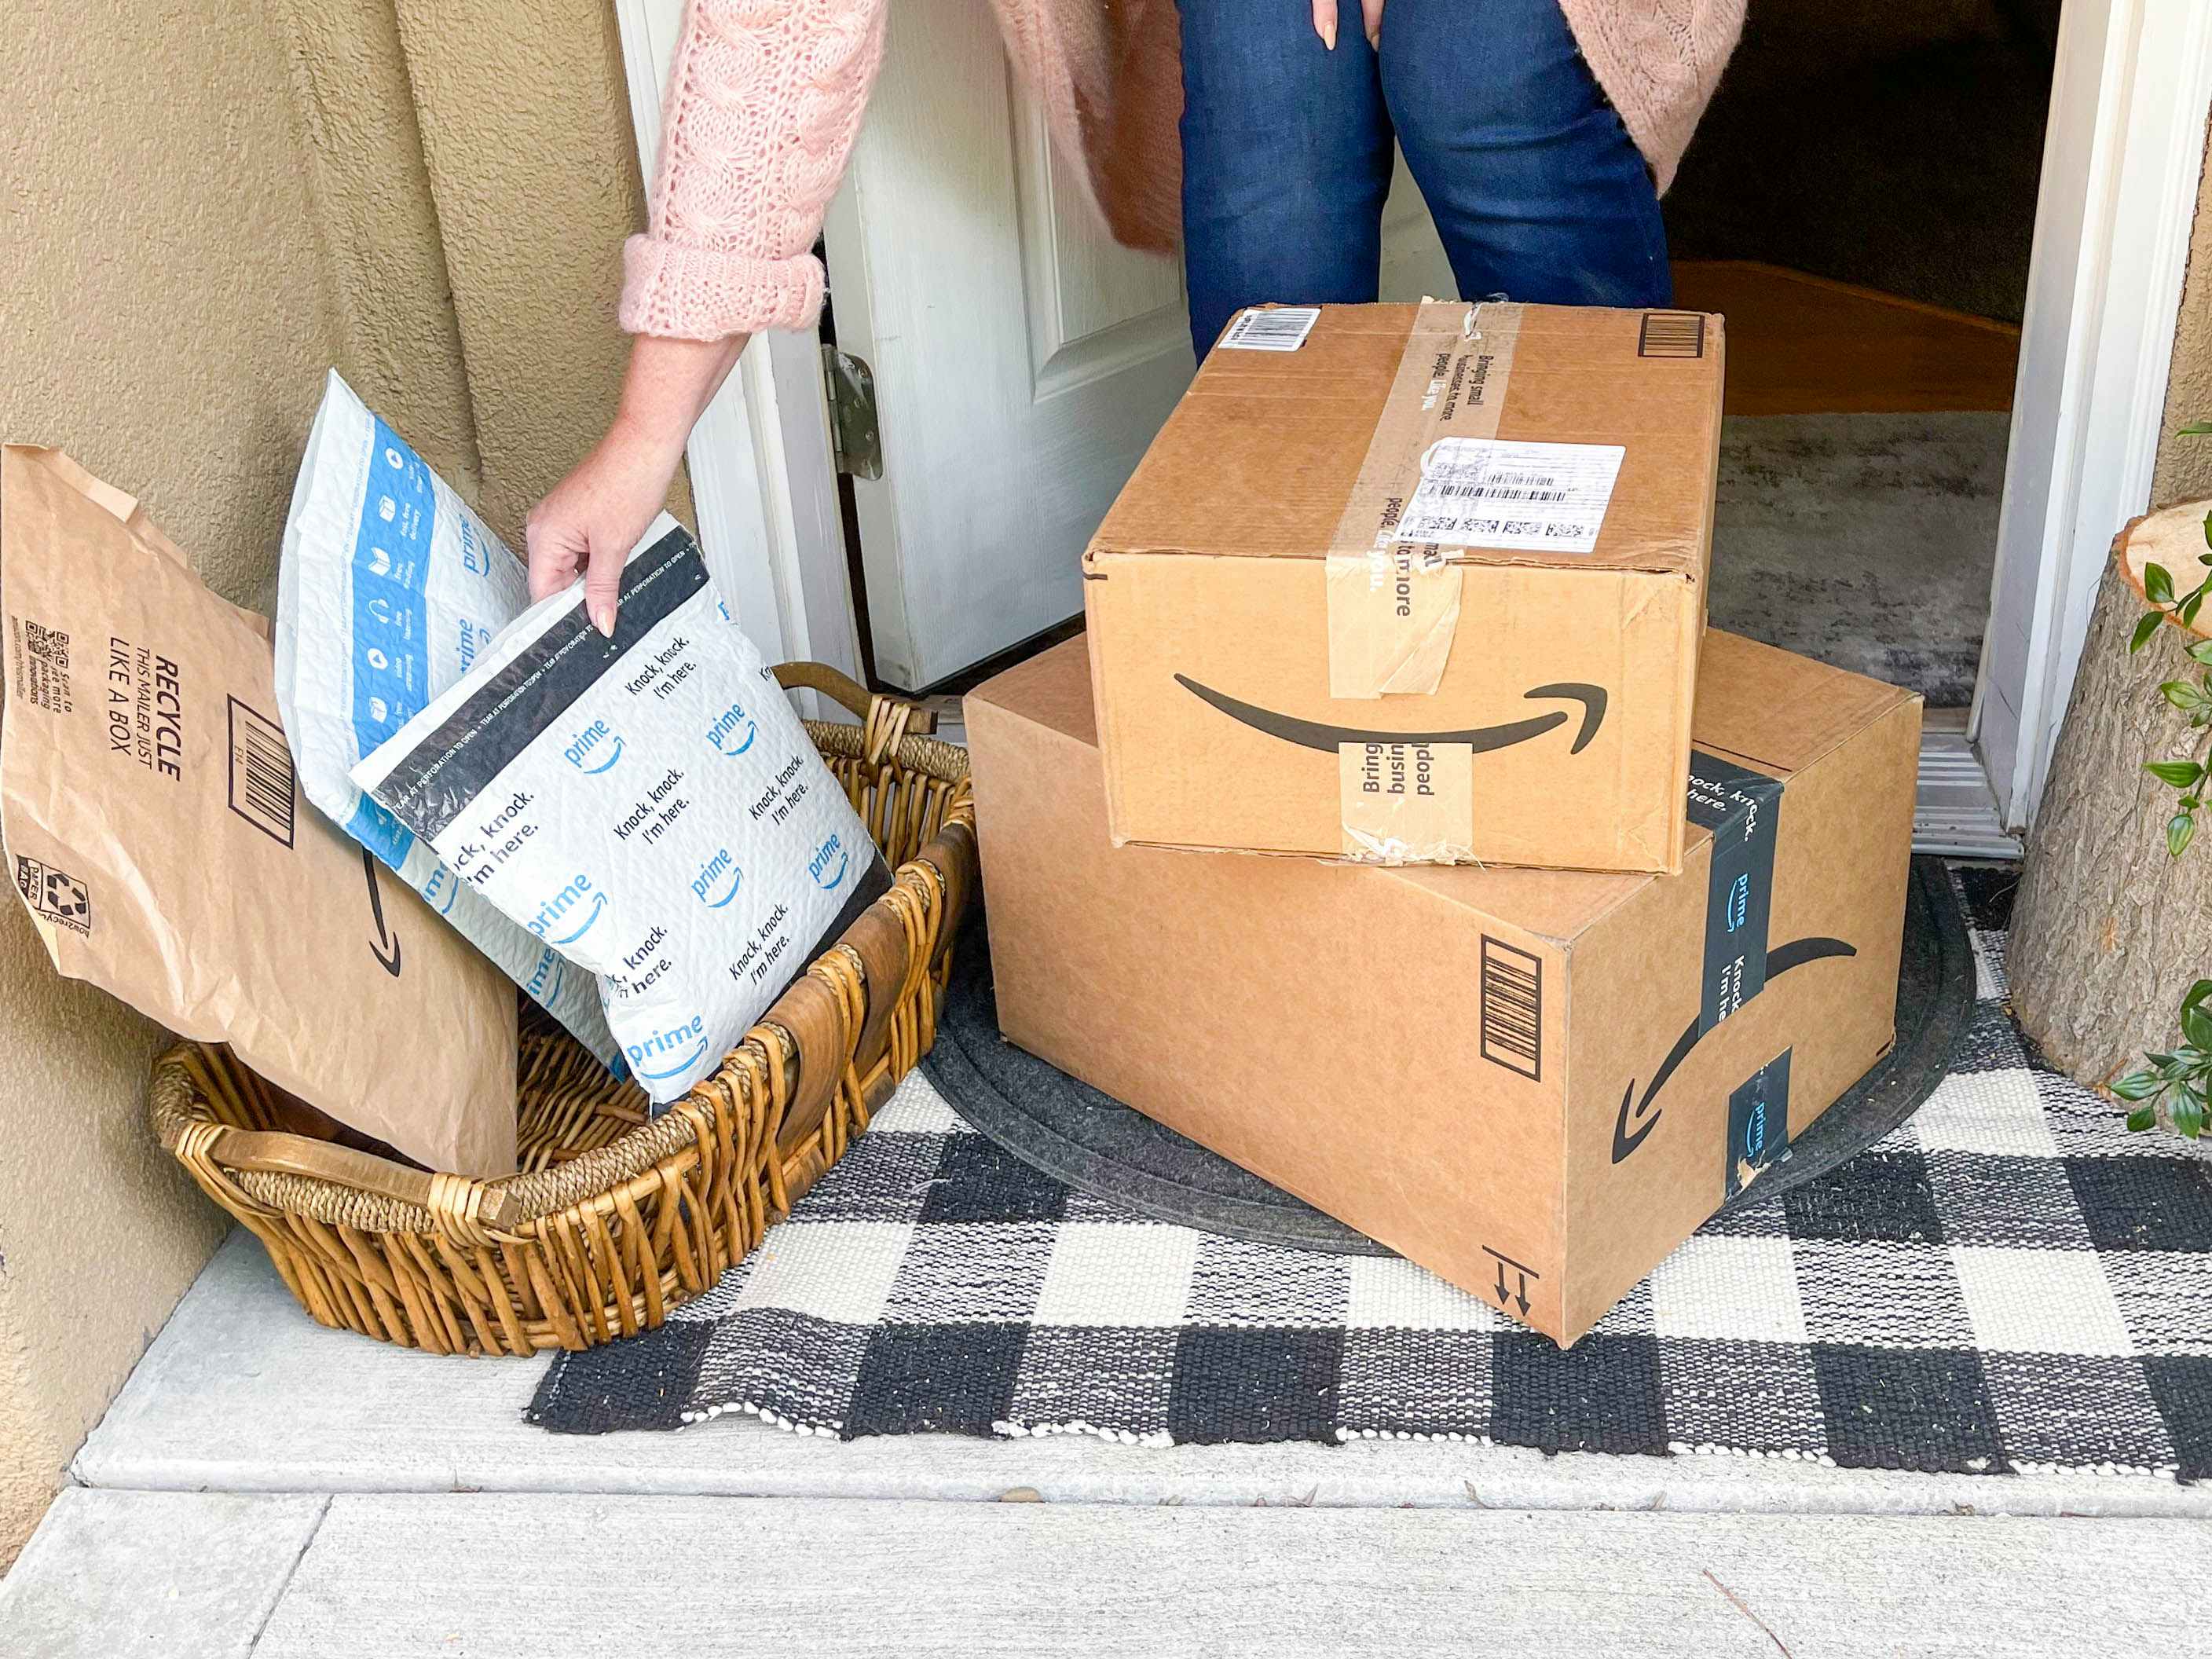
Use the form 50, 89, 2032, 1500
152, 716, 972, 1237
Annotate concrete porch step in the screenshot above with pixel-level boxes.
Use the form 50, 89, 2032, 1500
4, 1485, 2201, 1659
72, 1232, 2212, 1520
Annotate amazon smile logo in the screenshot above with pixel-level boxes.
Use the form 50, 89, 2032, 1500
527, 875, 604, 947
808, 832, 849, 892
691, 847, 741, 908
1174, 676, 1607, 756
633, 1038, 709, 1081
706, 699, 756, 756
628, 1013, 708, 1085
1610, 936, 1856, 1163
564, 719, 622, 775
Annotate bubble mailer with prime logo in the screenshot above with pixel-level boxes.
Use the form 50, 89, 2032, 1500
275, 372, 620, 1068
0, 446, 518, 1175
351, 518, 891, 1105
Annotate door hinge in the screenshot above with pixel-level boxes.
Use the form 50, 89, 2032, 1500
821, 345, 882, 481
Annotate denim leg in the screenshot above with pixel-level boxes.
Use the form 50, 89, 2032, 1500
1177, 0, 1397, 358
1378, 0, 1671, 308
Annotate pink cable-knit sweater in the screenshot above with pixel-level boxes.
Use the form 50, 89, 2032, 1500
619, 0, 1746, 342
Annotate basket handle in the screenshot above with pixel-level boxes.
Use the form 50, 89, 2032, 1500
198, 1126, 523, 1234
774, 661, 936, 734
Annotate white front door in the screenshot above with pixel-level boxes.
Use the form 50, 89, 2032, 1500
826, 0, 1457, 690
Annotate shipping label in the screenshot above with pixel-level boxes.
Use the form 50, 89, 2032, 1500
1397, 438, 1625, 555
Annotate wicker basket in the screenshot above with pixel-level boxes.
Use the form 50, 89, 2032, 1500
150, 664, 972, 1356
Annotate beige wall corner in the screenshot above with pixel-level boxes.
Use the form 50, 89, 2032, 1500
0, 1, 343, 1564
267, 0, 485, 496
0, 906, 223, 1571
2154, 121, 2212, 504
392, 0, 695, 546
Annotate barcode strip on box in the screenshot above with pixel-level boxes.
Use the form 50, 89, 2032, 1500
1479, 936, 1543, 1080
226, 696, 297, 848
1638, 311, 1706, 360
1219, 306, 1321, 353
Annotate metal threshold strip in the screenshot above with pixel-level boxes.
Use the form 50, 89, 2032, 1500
1915, 709, 2020, 859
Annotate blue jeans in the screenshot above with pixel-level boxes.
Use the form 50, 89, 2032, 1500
1177, 0, 1672, 357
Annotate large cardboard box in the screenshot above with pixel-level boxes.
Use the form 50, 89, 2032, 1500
1084, 300, 1725, 875
968, 632, 1920, 1344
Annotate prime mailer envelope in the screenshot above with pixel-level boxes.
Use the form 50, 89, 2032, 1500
351, 519, 890, 1105
0, 446, 517, 1176
276, 372, 619, 1066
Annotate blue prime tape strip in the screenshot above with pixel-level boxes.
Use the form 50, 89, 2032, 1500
1724, 1046, 1793, 1197
344, 794, 417, 873
345, 413, 438, 865
1685, 750, 1785, 1035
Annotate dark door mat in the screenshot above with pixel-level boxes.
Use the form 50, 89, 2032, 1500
923, 856, 1973, 1254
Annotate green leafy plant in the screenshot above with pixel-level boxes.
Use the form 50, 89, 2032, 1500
2126, 424, 2212, 858
2113, 980, 2212, 1139
2111, 423, 2212, 1136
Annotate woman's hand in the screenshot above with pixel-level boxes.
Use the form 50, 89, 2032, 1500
527, 331, 749, 635
1312, 0, 1383, 50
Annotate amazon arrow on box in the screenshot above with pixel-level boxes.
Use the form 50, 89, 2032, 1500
1085, 300, 1724, 874
966, 632, 1920, 1344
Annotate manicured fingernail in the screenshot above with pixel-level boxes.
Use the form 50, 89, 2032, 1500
1319, 19, 1336, 48
590, 600, 615, 637
1367, 26, 1379, 47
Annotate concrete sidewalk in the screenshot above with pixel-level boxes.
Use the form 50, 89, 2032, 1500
7, 1485, 2203, 1658
5, 1230, 2209, 1655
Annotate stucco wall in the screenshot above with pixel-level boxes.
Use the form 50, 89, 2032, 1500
0, 1, 353, 1566
394, 0, 679, 544
0, 0, 660, 1569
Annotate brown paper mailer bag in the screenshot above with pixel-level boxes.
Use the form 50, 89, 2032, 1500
0, 446, 517, 1176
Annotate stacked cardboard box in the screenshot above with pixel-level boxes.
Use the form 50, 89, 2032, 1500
968, 302, 1921, 1344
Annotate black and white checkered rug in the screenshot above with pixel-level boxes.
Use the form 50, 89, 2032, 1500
529, 866, 2212, 1478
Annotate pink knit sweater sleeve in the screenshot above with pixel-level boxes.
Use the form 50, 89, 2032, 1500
620, 0, 889, 341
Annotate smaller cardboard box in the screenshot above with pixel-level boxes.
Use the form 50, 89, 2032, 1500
968, 632, 1920, 1344
1084, 300, 1725, 875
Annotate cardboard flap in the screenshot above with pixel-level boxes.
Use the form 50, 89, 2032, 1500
1090, 302, 1725, 581
1690, 632, 1918, 781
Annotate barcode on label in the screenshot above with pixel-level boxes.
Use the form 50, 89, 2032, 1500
1639, 311, 1706, 359
1399, 437, 1624, 554
226, 696, 297, 848
1480, 936, 1543, 1080
1417, 483, 1569, 505
1219, 306, 1321, 353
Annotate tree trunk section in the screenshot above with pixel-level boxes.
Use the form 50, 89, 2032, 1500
2012, 509, 2212, 1086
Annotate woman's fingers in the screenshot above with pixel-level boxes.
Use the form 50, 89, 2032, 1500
1311, 0, 1381, 51
580, 535, 624, 639
523, 515, 585, 605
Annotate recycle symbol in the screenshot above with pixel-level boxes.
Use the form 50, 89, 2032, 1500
42, 872, 88, 922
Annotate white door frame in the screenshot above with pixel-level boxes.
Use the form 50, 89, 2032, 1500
618, 0, 2212, 808
610, 0, 862, 687
1976, 0, 2212, 828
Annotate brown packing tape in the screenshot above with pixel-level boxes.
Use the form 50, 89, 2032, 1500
1324, 544, 1463, 699
1336, 741, 1475, 863
1324, 302, 1522, 701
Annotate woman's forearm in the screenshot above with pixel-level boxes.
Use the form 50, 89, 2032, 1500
609, 332, 751, 470
525, 332, 748, 628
